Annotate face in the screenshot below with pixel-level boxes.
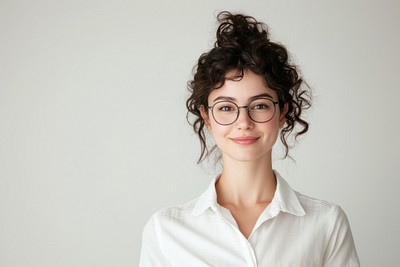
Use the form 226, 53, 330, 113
201, 70, 287, 163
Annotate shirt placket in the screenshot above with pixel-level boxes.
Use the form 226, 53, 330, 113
214, 205, 258, 267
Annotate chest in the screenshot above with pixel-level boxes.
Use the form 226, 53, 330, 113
160, 212, 326, 266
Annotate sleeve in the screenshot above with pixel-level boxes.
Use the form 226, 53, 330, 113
322, 206, 360, 267
139, 215, 170, 267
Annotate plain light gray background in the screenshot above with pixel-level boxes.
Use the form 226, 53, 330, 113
1, 0, 399, 266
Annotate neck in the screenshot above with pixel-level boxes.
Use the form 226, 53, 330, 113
216, 154, 276, 208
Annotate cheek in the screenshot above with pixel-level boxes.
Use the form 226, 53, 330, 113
209, 123, 226, 137
209, 123, 230, 144
260, 120, 281, 140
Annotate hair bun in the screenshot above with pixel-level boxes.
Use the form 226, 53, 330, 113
215, 12, 269, 49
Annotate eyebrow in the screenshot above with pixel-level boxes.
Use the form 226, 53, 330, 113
212, 93, 274, 103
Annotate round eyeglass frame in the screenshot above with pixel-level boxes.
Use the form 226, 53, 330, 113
207, 98, 280, 126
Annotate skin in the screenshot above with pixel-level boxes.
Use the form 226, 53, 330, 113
200, 69, 287, 239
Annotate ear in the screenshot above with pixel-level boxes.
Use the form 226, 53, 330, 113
279, 104, 288, 128
200, 106, 211, 130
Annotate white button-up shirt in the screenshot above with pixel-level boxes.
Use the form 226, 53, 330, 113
139, 172, 360, 266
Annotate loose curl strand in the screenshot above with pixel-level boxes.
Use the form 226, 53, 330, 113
186, 11, 312, 163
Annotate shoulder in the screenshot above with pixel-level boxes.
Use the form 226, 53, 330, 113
292, 195, 360, 266
140, 200, 200, 266
295, 191, 351, 230
296, 191, 348, 218
295, 191, 339, 210
296, 191, 342, 213
144, 198, 199, 228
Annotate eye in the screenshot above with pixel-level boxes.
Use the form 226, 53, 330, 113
253, 104, 269, 110
251, 102, 272, 110
219, 105, 234, 112
214, 102, 237, 112
250, 98, 274, 111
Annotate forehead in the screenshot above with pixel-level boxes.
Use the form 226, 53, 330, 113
208, 70, 277, 102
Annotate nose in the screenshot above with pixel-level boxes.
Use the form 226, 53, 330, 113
235, 106, 254, 129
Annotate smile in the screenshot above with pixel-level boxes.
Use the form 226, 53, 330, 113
230, 136, 260, 145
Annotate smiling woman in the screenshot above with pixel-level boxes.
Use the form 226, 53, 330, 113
139, 11, 360, 267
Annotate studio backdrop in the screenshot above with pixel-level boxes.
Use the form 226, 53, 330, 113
0, 0, 399, 266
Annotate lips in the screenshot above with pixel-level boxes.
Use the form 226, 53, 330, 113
230, 136, 260, 145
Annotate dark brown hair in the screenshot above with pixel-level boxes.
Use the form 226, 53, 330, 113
186, 11, 311, 163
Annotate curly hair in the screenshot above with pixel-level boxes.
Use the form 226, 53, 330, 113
186, 11, 311, 163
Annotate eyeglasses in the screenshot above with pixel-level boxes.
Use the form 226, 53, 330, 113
207, 98, 279, 126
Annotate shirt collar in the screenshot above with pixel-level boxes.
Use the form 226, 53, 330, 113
191, 175, 220, 216
191, 170, 305, 217
269, 171, 305, 217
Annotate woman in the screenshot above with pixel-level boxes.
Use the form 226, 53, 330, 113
139, 12, 360, 266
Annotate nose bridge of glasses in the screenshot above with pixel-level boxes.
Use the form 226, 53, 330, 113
237, 105, 252, 120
